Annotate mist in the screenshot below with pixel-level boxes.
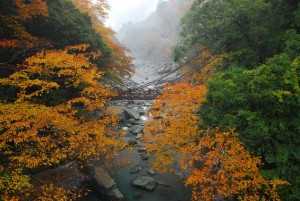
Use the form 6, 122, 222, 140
106, 0, 161, 30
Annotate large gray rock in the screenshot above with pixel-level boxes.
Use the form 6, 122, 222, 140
94, 166, 116, 190
93, 166, 124, 200
132, 176, 157, 191
124, 108, 140, 120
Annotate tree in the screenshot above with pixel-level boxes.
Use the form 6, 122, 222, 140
200, 54, 300, 200
15, 0, 48, 20
0, 45, 123, 200
186, 131, 287, 201
144, 83, 286, 201
177, 0, 295, 67
144, 83, 207, 171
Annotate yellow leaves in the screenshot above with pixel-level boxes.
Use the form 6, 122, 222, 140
144, 83, 207, 172
15, 0, 48, 20
35, 184, 76, 201
184, 131, 287, 201
72, 0, 109, 18
0, 43, 123, 200
0, 169, 31, 200
181, 48, 224, 84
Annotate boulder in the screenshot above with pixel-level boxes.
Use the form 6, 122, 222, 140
132, 176, 157, 191
93, 166, 125, 200
94, 166, 115, 190
124, 108, 140, 120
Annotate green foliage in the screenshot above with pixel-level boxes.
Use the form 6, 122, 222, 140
177, 0, 297, 67
0, 0, 111, 67
200, 54, 300, 200
25, 0, 111, 56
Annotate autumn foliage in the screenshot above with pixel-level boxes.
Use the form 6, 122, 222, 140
0, 44, 123, 200
15, 0, 48, 20
186, 131, 287, 201
144, 83, 207, 171
144, 82, 286, 201
0, 0, 130, 199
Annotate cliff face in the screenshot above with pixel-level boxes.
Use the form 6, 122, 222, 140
117, 0, 192, 83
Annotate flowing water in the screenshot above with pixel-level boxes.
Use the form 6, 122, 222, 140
110, 100, 191, 201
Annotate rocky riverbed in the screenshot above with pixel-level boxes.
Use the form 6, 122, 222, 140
109, 100, 191, 201
33, 99, 191, 201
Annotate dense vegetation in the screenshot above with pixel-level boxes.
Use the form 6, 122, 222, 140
1, 0, 299, 201
146, 0, 300, 201
0, 0, 130, 200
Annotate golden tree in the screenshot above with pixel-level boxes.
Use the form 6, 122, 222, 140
144, 83, 207, 171
0, 45, 123, 200
185, 131, 288, 201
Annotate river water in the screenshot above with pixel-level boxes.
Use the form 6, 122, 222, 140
109, 100, 191, 201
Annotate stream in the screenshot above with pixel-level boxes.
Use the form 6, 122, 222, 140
110, 99, 191, 201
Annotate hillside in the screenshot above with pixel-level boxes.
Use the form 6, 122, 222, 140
117, 0, 193, 83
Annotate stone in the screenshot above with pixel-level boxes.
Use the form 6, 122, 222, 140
128, 139, 137, 146
136, 133, 143, 140
94, 166, 115, 190
129, 118, 136, 123
124, 108, 140, 120
147, 169, 156, 176
130, 165, 142, 174
140, 154, 149, 161
108, 188, 124, 200
132, 176, 157, 191
93, 166, 124, 200
137, 147, 147, 152
133, 120, 145, 125
130, 125, 144, 135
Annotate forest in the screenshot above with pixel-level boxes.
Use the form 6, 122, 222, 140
0, 0, 299, 201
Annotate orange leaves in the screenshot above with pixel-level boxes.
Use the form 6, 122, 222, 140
0, 43, 123, 200
144, 81, 286, 201
72, 0, 109, 18
15, 0, 48, 20
34, 184, 77, 201
182, 48, 224, 84
144, 83, 207, 171
186, 131, 287, 201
